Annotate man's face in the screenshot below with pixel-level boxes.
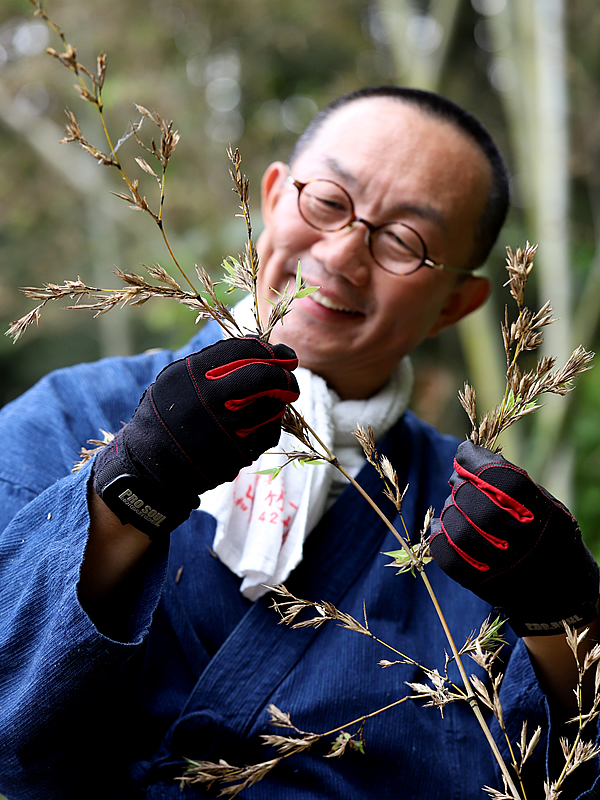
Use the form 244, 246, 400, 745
256, 98, 492, 399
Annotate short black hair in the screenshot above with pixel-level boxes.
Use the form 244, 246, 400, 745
289, 85, 510, 270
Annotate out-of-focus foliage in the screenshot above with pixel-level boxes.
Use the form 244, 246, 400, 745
0, 0, 375, 402
1, 0, 600, 555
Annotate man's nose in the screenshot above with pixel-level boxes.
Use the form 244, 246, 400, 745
311, 222, 371, 284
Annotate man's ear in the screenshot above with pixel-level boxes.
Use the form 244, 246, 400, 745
260, 161, 288, 225
428, 275, 491, 337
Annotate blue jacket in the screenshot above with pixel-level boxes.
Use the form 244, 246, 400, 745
0, 321, 598, 799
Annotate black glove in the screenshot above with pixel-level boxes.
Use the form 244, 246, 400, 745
93, 337, 300, 538
429, 441, 599, 637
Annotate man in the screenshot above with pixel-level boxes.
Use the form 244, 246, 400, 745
0, 87, 598, 799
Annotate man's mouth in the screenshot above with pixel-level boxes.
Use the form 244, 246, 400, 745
310, 289, 359, 315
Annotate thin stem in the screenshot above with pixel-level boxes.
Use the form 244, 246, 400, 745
240, 199, 260, 324
293, 412, 523, 798
157, 222, 198, 295
159, 165, 167, 223
44, 2, 198, 298
335, 461, 418, 563
102, 112, 197, 296
318, 696, 410, 738
501, 728, 528, 800
556, 731, 582, 787
487, 338, 523, 452
368, 635, 427, 667
555, 656, 584, 787
427, 576, 522, 795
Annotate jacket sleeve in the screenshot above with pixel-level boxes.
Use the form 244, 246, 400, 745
0, 325, 222, 798
0, 354, 173, 797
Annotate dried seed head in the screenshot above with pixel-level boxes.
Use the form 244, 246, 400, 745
5, 307, 43, 342
517, 721, 541, 768
260, 733, 318, 755
181, 757, 281, 797
406, 669, 455, 717
45, 42, 78, 72
281, 406, 314, 449
353, 424, 377, 465
504, 242, 538, 308
266, 704, 294, 729
73, 83, 97, 104
459, 382, 478, 433
483, 784, 519, 800
96, 52, 107, 88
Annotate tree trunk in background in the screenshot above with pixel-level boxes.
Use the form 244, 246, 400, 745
379, 0, 463, 91
379, 0, 575, 501
487, 0, 572, 502
377, 0, 519, 455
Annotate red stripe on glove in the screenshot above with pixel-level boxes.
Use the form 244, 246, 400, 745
440, 523, 490, 571
451, 503, 509, 550
453, 459, 534, 523
205, 357, 299, 380
225, 388, 300, 410
235, 410, 286, 438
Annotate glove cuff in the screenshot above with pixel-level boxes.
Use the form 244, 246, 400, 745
503, 540, 600, 637
92, 431, 199, 539
503, 599, 599, 638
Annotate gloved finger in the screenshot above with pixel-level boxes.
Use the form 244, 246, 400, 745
452, 457, 534, 523
224, 394, 291, 437
198, 359, 299, 410
429, 515, 494, 585
188, 341, 299, 406
453, 440, 506, 473
224, 385, 299, 410
235, 415, 288, 460
444, 479, 548, 565
451, 440, 556, 524
434, 499, 511, 576
192, 337, 298, 376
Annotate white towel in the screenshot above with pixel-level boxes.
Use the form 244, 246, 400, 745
199, 295, 413, 599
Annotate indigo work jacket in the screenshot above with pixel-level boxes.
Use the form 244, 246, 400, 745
0, 322, 598, 799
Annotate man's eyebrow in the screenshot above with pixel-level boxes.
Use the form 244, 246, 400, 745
322, 155, 446, 228
323, 156, 358, 187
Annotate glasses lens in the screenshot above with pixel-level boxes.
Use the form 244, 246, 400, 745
298, 180, 353, 231
371, 222, 425, 275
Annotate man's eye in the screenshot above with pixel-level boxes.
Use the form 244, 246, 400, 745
377, 228, 421, 260
315, 197, 348, 213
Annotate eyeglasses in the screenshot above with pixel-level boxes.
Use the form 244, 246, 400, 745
287, 171, 474, 277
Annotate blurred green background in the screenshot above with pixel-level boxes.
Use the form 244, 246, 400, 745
1, 0, 599, 556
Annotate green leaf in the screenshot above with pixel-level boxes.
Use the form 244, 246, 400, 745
253, 467, 282, 479
328, 732, 365, 756
384, 549, 406, 561
294, 286, 319, 299
383, 548, 431, 575
293, 262, 319, 299
506, 387, 537, 413
330, 732, 351, 753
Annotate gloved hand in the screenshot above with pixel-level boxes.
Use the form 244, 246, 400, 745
93, 337, 300, 538
429, 441, 599, 637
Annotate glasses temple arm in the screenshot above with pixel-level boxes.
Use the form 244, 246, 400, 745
423, 258, 477, 276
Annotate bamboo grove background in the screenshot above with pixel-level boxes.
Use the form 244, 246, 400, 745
1, 0, 600, 556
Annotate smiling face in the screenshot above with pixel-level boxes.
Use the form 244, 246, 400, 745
256, 97, 493, 399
